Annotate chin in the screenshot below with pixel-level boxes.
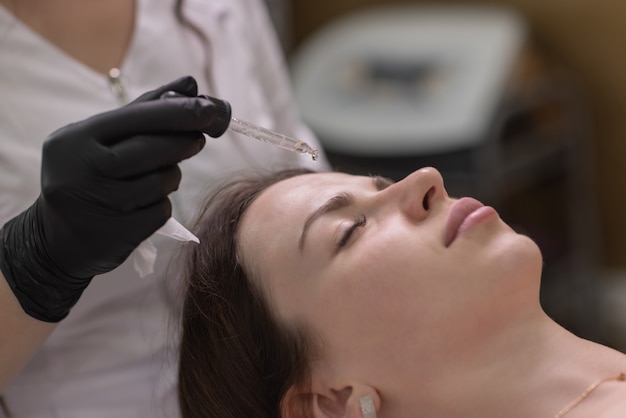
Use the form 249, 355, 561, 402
495, 231, 544, 284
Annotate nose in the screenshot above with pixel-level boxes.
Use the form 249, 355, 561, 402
376, 167, 447, 222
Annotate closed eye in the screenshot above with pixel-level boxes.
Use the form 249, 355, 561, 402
336, 214, 367, 251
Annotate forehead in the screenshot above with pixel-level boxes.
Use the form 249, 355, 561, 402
249, 172, 365, 219
238, 172, 368, 254
236, 172, 357, 275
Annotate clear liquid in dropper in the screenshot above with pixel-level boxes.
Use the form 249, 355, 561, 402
228, 117, 318, 161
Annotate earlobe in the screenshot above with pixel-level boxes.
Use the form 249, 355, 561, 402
283, 386, 380, 418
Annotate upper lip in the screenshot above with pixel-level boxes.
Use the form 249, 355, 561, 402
444, 197, 484, 247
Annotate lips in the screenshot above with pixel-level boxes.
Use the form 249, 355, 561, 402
444, 197, 486, 247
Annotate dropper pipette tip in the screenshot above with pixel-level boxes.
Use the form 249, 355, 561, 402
228, 116, 320, 162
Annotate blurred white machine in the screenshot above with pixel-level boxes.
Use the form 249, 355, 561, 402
290, 4, 527, 156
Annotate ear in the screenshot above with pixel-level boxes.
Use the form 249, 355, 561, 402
282, 385, 380, 418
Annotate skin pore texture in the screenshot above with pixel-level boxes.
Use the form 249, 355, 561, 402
237, 167, 626, 418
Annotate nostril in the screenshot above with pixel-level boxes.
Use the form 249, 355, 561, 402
423, 186, 435, 210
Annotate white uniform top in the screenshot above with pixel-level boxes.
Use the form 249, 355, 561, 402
0, 0, 326, 416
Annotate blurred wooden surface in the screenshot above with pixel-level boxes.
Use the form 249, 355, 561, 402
289, 0, 626, 268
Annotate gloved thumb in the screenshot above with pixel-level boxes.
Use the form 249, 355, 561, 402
130, 76, 199, 104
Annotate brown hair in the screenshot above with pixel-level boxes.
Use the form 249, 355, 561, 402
178, 168, 319, 418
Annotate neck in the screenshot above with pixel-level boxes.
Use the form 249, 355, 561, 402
390, 309, 626, 418
0, 0, 135, 75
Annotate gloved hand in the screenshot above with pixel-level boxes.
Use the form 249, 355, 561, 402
0, 76, 223, 322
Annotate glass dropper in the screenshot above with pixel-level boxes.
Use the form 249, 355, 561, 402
228, 117, 318, 161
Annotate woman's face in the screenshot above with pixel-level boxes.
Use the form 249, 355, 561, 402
238, 168, 542, 382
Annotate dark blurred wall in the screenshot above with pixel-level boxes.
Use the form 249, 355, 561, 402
289, 0, 626, 268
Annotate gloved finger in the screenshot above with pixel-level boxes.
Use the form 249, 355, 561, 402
99, 166, 183, 212
96, 132, 205, 178
77, 199, 174, 277
129, 76, 198, 104
82, 96, 229, 145
118, 198, 173, 239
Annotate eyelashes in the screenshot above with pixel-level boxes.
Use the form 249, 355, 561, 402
337, 214, 367, 250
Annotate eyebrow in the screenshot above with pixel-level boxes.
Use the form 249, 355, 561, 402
298, 175, 394, 252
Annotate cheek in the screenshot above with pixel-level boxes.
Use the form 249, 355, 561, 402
314, 235, 444, 333
346, 230, 448, 296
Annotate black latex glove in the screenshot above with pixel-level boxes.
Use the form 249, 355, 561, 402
0, 76, 223, 322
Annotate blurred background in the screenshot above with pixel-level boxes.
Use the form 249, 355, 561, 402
264, 0, 626, 352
